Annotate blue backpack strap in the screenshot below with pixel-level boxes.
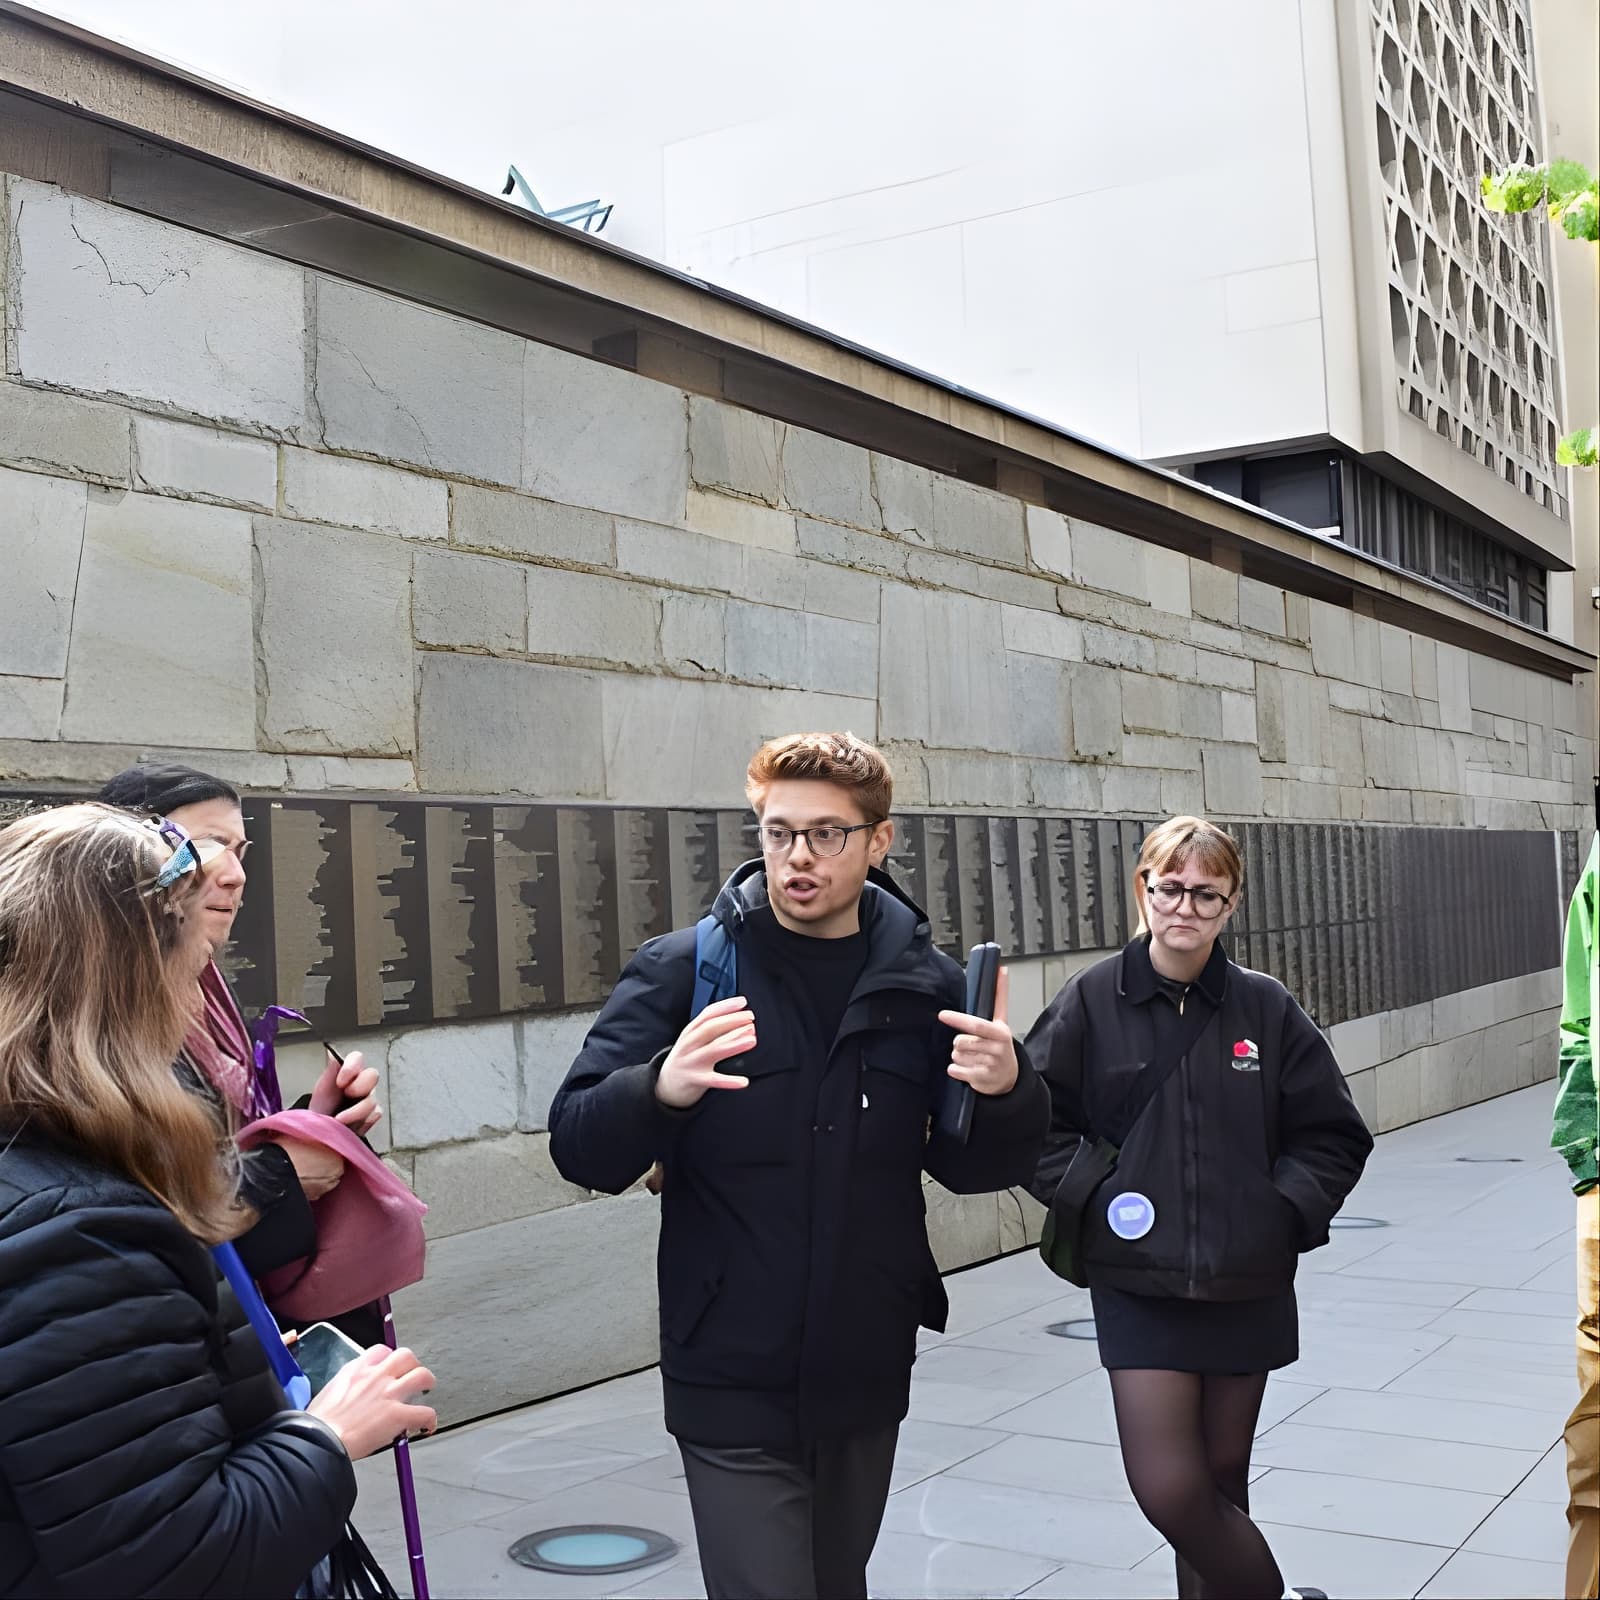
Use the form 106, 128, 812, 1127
213, 1239, 312, 1408
691, 913, 737, 1018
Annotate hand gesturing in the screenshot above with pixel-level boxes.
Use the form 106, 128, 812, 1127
938, 966, 1019, 1097
655, 995, 757, 1109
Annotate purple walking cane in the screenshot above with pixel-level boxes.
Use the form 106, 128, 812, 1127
253, 1005, 431, 1600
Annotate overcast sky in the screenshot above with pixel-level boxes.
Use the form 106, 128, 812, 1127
32, 1, 1285, 450
33, 2, 985, 242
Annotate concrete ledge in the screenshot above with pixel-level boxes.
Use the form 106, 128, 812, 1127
415, 1133, 588, 1241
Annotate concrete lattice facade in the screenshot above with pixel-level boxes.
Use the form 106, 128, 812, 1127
1372, 0, 1567, 514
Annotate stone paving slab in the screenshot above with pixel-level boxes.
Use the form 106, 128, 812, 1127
352, 1085, 1577, 1598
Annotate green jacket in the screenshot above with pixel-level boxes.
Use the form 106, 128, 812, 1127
1554, 832, 1598, 1193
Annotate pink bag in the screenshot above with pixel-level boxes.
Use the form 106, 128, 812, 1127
238, 1109, 427, 1321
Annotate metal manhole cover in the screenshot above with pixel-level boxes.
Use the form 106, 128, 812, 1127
1330, 1216, 1390, 1229
1045, 1318, 1099, 1340
508, 1526, 678, 1576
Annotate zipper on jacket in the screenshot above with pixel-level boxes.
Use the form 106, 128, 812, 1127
1183, 1047, 1199, 1295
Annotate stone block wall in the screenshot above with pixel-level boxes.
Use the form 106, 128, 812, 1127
2, 172, 1592, 1421
3, 177, 1592, 826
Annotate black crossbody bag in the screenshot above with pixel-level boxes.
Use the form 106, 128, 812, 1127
1038, 1000, 1214, 1287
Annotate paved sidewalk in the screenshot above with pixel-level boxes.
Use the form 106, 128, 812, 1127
353, 1085, 1578, 1598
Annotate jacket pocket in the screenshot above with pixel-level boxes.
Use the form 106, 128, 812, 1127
1201, 1161, 1297, 1286
859, 1038, 935, 1169
685, 1046, 802, 1166
661, 1261, 723, 1347
666, 1234, 806, 1382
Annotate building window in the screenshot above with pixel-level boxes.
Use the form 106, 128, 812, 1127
1192, 451, 1549, 630
1339, 458, 1546, 628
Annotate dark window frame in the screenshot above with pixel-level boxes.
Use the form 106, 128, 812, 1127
1197, 451, 1549, 630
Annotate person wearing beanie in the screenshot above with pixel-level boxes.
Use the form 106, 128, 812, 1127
97, 764, 384, 1322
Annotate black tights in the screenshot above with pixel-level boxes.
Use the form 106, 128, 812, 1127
1108, 1369, 1283, 1600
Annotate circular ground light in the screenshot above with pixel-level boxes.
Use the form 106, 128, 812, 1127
1455, 1155, 1523, 1163
1045, 1318, 1099, 1340
1330, 1216, 1390, 1229
508, 1526, 678, 1576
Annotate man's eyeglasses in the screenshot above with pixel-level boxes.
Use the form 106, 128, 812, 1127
1142, 875, 1233, 920
758, 821, 881, 858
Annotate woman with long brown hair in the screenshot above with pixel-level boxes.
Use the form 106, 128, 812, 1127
1028, 816, 1372, 1600
0, 803, 435, 1599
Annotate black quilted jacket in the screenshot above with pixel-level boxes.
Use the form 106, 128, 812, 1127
0, 1128, 356, 1597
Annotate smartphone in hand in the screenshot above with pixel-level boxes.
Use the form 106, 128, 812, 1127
935, 942, 1002, 1145
293, 1320, 365, 1396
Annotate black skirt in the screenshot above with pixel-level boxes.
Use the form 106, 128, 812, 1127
1091, 1282, 1299, 1374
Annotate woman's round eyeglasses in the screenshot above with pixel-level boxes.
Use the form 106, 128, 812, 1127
1142, 874, 1233, 920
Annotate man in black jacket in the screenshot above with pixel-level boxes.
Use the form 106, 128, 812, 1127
549, 732, 1050, 1600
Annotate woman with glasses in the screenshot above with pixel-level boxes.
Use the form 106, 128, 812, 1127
0, 803, 435, 1598
97, 765, 382, 1333
1026, 816, 1371, 1600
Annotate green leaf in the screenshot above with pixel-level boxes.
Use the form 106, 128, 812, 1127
1558, 187, 1599, 243
1482, 164, 1549, 213
1546, 158, 1598, 206
1556, 427, 1598, 469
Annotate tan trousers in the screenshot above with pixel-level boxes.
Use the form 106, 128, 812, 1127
1569, 1186, 1599, 1600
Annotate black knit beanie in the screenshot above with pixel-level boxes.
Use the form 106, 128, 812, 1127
97, 762, 240, 816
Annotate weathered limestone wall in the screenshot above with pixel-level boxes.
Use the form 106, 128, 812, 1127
1, 174, 1590, 1421
3, 178, 1591, 823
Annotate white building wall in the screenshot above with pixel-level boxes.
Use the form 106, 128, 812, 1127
523, 0, 1342, 462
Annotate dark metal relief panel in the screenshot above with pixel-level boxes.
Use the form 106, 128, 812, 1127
491, 805, 560, 1011
0, 791, 1575, 1036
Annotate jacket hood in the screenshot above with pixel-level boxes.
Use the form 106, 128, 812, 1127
710, 859, 945, 995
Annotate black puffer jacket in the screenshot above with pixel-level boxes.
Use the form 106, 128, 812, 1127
0, 1130, 356, 1598
550, 863, 1050, 1447
1026, 937, 1372, 1300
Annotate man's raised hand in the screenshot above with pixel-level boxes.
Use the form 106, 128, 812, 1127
937, 966, 1019, 1097
655, 995, 757, 1108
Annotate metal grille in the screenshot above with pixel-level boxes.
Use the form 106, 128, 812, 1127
0, 792, 1570, 1036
